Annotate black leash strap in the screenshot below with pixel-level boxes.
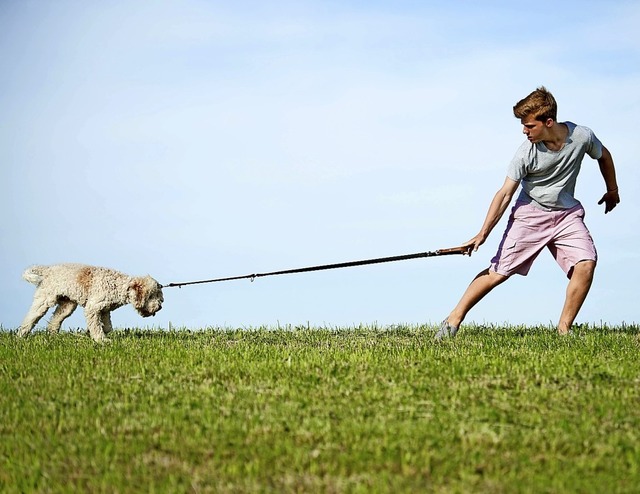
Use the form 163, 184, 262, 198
163, 246, 468, 288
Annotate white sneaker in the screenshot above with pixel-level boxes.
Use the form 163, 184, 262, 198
434, 320, 459, 340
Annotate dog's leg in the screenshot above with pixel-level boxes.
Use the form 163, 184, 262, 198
47, 298, 78, 334
18, 290, 54, 337
84, 308, 108, 342
101, 311, 114, 335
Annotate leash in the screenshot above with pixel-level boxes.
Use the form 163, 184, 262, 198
163, 245, 469, 288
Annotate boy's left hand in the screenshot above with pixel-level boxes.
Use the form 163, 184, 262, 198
598, 189, 620, 214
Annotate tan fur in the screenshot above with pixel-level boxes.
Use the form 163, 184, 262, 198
76, 266, 93, 295
18, 264, 164, 342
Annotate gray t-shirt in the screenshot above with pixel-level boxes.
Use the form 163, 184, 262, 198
507, 121, 603, 211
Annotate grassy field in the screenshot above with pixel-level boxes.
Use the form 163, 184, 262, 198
1, 324, 639, 493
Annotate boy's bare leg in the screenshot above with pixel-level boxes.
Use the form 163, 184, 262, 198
446, 269, 509, 327
557, 260, 596, 334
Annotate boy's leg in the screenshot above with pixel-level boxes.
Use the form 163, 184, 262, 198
548, 206, 598, 334
557, 260, 596, 334
446, 268, 508, 327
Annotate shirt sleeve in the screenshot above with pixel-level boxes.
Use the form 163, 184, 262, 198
507, 141, 531, 181
585, 127, 603, 160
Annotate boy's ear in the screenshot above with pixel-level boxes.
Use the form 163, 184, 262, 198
544, 118, 555, 127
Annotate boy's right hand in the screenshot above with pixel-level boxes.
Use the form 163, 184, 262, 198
462, 234, 486, 256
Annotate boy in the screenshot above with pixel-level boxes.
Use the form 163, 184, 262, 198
436, 86, 619, 338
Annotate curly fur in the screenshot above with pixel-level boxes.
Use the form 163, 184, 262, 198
18, 264, 164, 342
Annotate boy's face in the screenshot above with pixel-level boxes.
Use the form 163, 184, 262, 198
521, 116, 553, 143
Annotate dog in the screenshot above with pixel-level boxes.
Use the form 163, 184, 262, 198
18, 264, 164, 342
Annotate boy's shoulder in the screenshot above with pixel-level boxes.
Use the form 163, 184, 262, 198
562, 121, 603, 159
564, 121, 595, 137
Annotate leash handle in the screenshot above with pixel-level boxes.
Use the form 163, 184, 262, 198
436, 245, 471, 256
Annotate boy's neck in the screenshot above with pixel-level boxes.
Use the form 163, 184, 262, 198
542, 121, 568, 151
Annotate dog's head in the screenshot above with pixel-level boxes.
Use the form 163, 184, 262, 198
128, 275, 164, 317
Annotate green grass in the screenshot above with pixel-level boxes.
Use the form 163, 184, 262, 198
1, 324, 639, 493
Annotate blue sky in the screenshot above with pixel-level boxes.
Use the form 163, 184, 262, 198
2, 0, 639, 331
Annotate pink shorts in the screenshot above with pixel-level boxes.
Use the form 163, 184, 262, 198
490, 202, 597, 278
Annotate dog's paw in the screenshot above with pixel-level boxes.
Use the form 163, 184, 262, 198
90, 333, 111, 344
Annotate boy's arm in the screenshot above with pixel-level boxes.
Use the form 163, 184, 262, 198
463, 177, 519, 255
597, 145, 620, 214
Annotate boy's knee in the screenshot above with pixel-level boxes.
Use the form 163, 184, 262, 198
570, 260, 596, 279
485, 269, 509, 287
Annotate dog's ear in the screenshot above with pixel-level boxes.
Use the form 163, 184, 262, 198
128, 278, 147, 309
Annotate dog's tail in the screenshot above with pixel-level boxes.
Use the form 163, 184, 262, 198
22, 265, 47, 286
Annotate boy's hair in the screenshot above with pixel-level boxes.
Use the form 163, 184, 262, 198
513, 86, 557, 122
